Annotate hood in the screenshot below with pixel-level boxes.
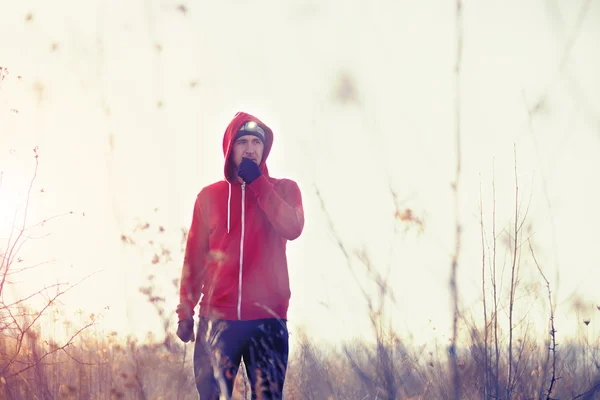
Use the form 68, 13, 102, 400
222, 111, 274, 183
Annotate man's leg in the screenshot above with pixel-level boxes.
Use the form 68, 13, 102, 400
193, 318, 219, 399
194, 318, 246, 399
242, 319, 289, 400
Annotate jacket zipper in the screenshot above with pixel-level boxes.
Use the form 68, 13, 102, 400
237, 183, 246, 320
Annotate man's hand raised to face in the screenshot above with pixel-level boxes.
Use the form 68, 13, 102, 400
237, 157, 262, 184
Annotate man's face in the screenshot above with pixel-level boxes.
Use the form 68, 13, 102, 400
231, 134, 264, 168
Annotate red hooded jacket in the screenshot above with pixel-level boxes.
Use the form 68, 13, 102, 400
176, 112, 304, 322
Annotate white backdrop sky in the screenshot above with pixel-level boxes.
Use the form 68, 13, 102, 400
1, 0, 599, 350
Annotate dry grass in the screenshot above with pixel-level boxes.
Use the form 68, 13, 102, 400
0, 311, 599, 400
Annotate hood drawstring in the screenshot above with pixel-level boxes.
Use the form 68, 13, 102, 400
227, 182, 231, 233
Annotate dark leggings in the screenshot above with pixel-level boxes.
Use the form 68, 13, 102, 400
193, 317, 289, 400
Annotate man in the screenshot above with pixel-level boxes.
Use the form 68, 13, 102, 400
175, 111, 305, 399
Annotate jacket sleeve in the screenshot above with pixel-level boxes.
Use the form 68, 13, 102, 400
247, 176, 305, 240
176, 192, 209, 321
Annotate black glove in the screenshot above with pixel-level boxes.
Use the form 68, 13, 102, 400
237, 157, 262, 184
176, 319, 195, 343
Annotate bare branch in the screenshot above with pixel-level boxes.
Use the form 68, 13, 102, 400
572, 380, 600, 400
1, 282, 63, 308
0, 147, 39, 297
7, 318, 96, 378
61, 347, 100, 366
4, 260, 53, 276
529, 240, 560, 400
0, 273, 96, 376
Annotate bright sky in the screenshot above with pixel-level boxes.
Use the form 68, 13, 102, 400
1, 0, 599, 353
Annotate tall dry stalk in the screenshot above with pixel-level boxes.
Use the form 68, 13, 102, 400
529, 240, 559, 400
491, 160, 501, 398
506, 146, 520, 399
449, 1, 463, 399
315, 186, 400, 399
479, 179, 490, 398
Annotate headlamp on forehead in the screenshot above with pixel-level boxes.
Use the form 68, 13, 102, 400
236, 121, 265, 142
